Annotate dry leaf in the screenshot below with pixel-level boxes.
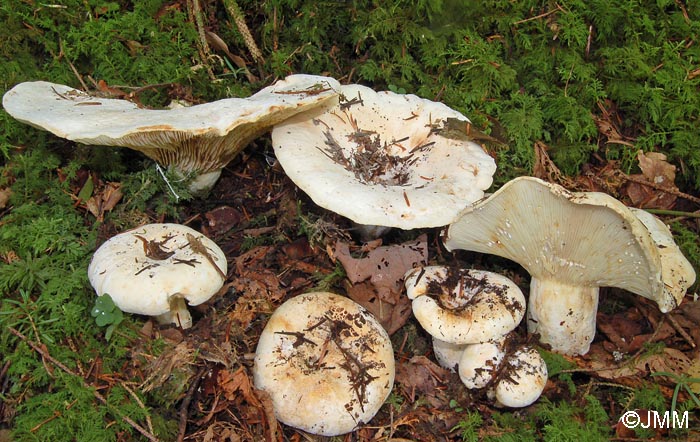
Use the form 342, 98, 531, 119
332, 235, 428, 334
587, 345, 691, 381
625, 150, 678, 209
0, 188, 11, 209
395, 356, 451, 404
344, 280, 412, 335
332, 234, 428, 298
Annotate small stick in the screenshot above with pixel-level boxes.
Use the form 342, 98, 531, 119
625, 175, 700, 205
186, 233, 228, 280
177, 367, 206, 442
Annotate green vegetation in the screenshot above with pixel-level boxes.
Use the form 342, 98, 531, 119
1, 0, 699, 440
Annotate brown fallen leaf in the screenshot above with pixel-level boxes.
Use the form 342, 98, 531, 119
344, 280, 412, 335
395, 355, 451, 404
203, 205, 241, 237
85, 181, 123, 221
586, 345, 691, 381
625, 150, 678, 209
331, 234, 428, 334
0, 187, 11, 209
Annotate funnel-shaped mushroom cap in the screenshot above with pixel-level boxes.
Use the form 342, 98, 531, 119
87, 223, 227, 329
271, 84, 496, 229
253, 292, 395, 436
443, 177, 688, 355
2, 75, 339, 178
630, 207, 696, 303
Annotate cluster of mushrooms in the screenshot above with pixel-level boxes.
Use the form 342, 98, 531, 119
4, 74, 697, 436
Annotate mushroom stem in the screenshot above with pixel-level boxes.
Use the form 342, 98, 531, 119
155, 296, 193, 329
526, 278, 599, 355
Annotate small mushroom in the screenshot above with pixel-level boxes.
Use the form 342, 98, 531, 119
457, 338, 507, 389
253, 292, 395, 436
87, 223, 227, 329
432, 337, 468, 371
404, 266, 526, 344
489, 347, 548, 408
271, 84, 496, 235
2, 75, 339, 194
444, 176, 695, 355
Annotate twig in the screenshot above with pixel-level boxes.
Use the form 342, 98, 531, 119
177, 366, 206, 442
666, 313, 696, 348
625, 175, 700, 205
512, 4, 564, 25
187, 0, 216, 81
223, 0, 264, 64
7, 327, 160, 442
643, 208, 700, 219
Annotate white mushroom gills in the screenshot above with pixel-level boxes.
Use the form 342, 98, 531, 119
2, 75, 340, 194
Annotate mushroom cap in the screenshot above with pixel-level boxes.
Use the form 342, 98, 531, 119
253, 292, 395, 436
630, 208, 696, 304
87, 223, 226, 316
404, 266, 526, 344
491, 347, 548, 408
444, 176, 675, 311
458, 338, 507, 389
2, 75, 339, 174
271, 84, 496, 229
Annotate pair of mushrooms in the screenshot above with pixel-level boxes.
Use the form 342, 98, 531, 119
404, 266, 548, 408
2, 76, 496, 214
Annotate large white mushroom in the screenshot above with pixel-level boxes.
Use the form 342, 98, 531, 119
253, 292, 395, 436
87, 223, 227, 329
271, 84, 496, 233
2, 75, 339, 194
444, 176, 695, 355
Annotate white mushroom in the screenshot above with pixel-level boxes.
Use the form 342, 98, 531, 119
271, 84, 496, 233
432, 338, 468, 371
253, 292, 395, 436
2, 75, 339, 194
458, 338, 507, 389
87, 223, 227, 329
444, 176, 695, 355
490, 347, 548, 408
404, 266, 526, 344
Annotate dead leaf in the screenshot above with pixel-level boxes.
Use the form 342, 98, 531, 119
395, 356, 451, 405
625, 150, 678, 209
344, 280, 413, 335
217, 367, 261, 406
586, 345, 691, 381
0, 188, 11, 209
332, 234, 428, 297
203, 206, 241, 237
85, 181, 123, 221
331, 235, 428, 334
